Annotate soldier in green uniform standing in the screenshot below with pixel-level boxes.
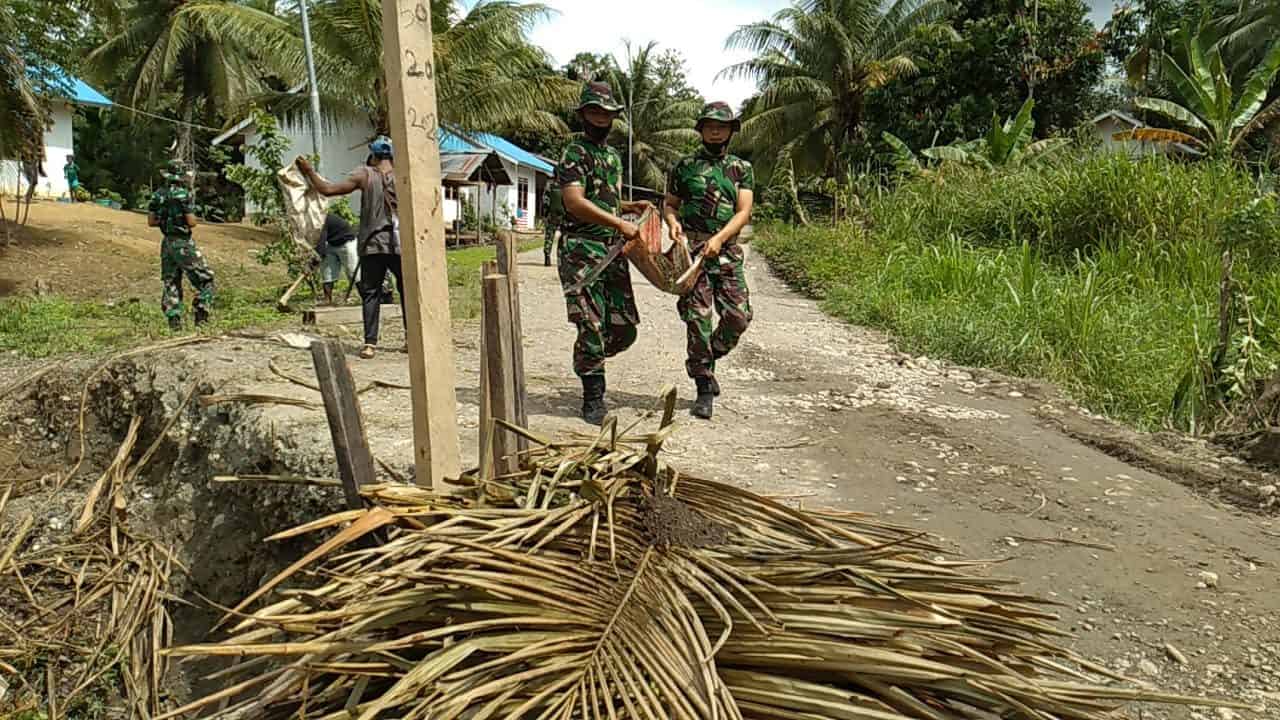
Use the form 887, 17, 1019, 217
148, 160, 214, 330
557, 82, 652, 424
663, 102, 755, 420
540, 181, 564, 267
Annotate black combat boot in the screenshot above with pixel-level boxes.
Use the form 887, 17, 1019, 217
581, 375, 607, 426
544, 251, 552, 267
168, 315, 183, 332
691, 378, 715, 420
194, 309, 210, 327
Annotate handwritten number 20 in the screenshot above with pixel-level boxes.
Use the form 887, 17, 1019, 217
405, 50, 432, 79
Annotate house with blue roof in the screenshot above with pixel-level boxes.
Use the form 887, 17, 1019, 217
215, 106, 555, 235
1, 67, 112, 198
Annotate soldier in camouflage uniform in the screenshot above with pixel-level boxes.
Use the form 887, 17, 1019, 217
540, 181, 564, 267
557, 82, 653, 424
663, 102, 755, 419
148, 160, 214, 330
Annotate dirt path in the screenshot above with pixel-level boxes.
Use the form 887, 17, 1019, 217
48, 246, 1280, 717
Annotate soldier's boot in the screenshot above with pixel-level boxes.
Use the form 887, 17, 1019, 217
544, 251, 552, 267
581, 375, 607, 426
168, 315, 183, 332
691, 378, 715, 420
194, 309, 210, 327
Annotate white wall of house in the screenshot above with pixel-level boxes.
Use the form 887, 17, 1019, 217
474, 159, 543, 228
240, 116, 374, 216
1, 104, 75, 198
1093, 115, 1174, 157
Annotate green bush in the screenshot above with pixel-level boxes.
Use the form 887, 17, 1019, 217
757, 152, 1280, 431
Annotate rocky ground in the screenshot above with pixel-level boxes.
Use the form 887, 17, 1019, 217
3, 242, 1280, 717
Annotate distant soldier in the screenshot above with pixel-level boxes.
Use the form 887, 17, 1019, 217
63, 155, 80, 201
662, 102, 755, 419
540, 181, 564, 267
557, 81, 652, 424
148, 160, 214, 330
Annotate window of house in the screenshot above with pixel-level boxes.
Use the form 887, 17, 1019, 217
445, 185, 459, 200
517, 178, 529, 212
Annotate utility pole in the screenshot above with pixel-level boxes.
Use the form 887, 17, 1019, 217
299, 0, 323, 170
380, 0, 462, 488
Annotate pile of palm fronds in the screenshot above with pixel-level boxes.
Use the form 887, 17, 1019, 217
170, 401, 1241, 719
1, 416, 177, 718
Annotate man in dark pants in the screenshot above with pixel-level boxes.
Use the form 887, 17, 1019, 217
297, 137, 404, 359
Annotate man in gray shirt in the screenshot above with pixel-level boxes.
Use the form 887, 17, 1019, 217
297, 136, 404, 359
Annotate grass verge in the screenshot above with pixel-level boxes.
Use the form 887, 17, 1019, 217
756, 153, 1280, 431
0, 240, 542, 358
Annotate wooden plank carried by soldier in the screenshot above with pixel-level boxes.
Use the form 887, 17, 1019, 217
379, 0, 461, 488
311, 339, 375, 510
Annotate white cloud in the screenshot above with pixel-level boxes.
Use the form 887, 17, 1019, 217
526, 0, 790, 109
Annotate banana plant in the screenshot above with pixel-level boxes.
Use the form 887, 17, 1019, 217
1121, 25, 1280, 157
918, 98, 1069, 168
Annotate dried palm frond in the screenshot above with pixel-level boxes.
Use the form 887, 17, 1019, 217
170, 401, 1245, 719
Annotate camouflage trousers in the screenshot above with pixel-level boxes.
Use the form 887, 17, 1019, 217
543, 225, 560, 258
678, 237, 751, 381
558, 235, 639, 378
160, 236, 214, 319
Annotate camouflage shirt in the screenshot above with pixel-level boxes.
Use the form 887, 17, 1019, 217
556, 137, 622, 241
540, 185, 565, 228
148, 186, 194, 239
667, 148, 755, 234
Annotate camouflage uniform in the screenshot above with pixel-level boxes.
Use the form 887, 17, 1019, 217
541, 183, 564, 261
556, 85, 638, 379
149, 162, 214, 325
668, 102, 754, 384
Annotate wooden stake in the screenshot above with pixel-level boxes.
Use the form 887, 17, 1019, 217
380, 0, 461, 488
477, 260, 497, 473
311, 340, 374, 510
495, 232, 529, 445
482, 273, 519, 477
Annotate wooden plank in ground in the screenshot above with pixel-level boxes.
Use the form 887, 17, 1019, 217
478, 260, 497, 473
303, 304, 402, 327
311, 339, 375, 510
495, 231, 528, 446
481, 272, 519, 478
379, 0, 461, 488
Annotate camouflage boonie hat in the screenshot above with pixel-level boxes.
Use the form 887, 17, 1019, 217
695, 101, 741, 131
577, 81, 623, 113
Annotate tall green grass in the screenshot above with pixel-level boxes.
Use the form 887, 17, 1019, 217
758, 153, 1280, 430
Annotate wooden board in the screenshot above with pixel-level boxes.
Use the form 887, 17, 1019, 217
482, 273, 519, 478
303, 304, 402, 327
311, 339, 374, 510
379, 0, 461, 488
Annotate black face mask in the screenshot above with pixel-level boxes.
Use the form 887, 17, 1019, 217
702, 140, 728, 156
584, 122, 611, 143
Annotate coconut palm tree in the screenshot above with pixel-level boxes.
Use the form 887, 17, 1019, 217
86, 0, 311, 159
722, 0, 955, 182
1214, 0, 1280, 72
1125, 24, 1280, 157
605, 42, 701, 194
191, 0, 577, 136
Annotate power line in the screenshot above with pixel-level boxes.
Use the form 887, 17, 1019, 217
103, 101, 225, 133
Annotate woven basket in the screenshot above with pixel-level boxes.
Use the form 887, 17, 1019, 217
623, 207, 703, 296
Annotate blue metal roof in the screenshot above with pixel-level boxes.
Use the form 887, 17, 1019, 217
470, 132, 555, 175
438, 128, 486, 154
28, 66, 112, 108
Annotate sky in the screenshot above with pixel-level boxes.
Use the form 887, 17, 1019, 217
524, 0, 1121, 109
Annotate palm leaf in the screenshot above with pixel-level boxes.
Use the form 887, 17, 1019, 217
1134, 96, 1210, 132
1231, 40, 1280, 129
1112, 127, 1205, 148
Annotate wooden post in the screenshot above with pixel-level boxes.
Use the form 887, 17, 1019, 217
380, 0, 460, 488
477, 259, 497, 472
482, 272, 519, 477
495, 232, 528, 443
311, 340, 375, 509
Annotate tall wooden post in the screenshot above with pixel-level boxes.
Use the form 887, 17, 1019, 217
380, 0, 460, 488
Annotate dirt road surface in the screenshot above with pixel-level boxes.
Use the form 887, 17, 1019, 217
134, 245, 1276, 718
